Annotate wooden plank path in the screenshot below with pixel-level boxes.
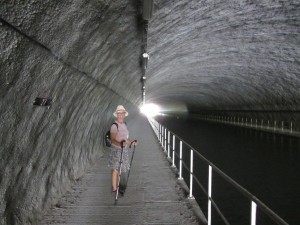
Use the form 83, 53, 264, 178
39, 115, 207, 225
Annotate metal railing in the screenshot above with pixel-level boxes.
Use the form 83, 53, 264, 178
148, 117, 289, 225
194, 115, 299, 137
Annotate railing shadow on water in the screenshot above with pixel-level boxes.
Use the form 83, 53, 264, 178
147, 117, 289, 225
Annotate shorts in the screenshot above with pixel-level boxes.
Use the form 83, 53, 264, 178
108, 146, 130, 173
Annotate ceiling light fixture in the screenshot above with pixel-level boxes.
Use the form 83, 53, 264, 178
142, 53, 149, 69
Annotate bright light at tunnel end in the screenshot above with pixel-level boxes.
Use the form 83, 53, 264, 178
140, 103, 161, 117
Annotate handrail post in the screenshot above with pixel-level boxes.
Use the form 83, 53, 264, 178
208, 165, 212, 225
159, 124, 161, 144
160, 124, 162, 142
156, 120, 159, 138
160, 125, 163, 144
188, 149, 194, 199
251, 201, 257, 225
161, 126, 164, 148
178, 141, 183, 180
172, 135, 175, 167
164, 128, 167, 152
167, 131, 171, 158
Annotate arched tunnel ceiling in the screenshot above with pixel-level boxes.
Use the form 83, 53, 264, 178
1, 0, 300, 113
146, 0, 300, 112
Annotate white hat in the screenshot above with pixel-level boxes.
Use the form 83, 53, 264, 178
113, 105, 128, 117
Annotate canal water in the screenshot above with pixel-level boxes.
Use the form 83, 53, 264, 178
156, 116, 300, 225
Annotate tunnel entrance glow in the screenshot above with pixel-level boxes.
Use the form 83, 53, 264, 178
140, 103, 161, 117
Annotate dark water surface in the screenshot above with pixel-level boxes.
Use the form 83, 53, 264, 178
156, 116, 300, 225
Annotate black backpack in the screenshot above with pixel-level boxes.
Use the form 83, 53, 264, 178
104, 123, 118, 147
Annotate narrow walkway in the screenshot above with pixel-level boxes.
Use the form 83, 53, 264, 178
39, 115, 206, 225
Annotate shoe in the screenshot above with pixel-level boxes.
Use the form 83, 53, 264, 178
119, 189, 125, 196
111, 188, 117, 195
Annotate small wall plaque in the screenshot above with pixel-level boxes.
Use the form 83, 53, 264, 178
33, 97, 52, 107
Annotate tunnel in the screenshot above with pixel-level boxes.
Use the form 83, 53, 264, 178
0, 0, 299, 224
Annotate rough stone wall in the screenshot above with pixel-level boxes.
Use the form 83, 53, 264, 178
0, 1, 141, 224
